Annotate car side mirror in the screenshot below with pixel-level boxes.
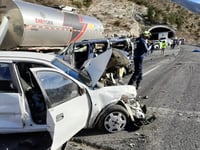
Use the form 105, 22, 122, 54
79, 87, 86, 95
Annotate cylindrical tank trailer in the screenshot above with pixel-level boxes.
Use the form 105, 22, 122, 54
0, 0, 104, 50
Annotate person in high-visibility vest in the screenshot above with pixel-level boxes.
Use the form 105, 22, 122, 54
159, 40, 162, 50
161, 41, 167, 55
118, 67, 124, 83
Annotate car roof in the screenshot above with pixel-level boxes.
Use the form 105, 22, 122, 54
109, 37, 130, 42
0, 51, 56, 62
81, 38, 110, 43
81, 37, 130, 43
71, 38, 131, 47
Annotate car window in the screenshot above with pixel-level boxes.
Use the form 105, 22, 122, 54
52, 58, 80, 79
94, 42, 108, 55
74, 44, 88, 53
0, 63, 11, 80
160, 37, 166, 41
73, 44, 89, 69
15, 59, 90, 88
111, 38, 133, 54
0, 63, 17, 93
36, 71, 80, 107
16, 62, 47, 89
79, 67, 92, 87
65, 43, 74, 55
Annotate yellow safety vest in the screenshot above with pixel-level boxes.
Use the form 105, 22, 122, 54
161, 42, 167, 49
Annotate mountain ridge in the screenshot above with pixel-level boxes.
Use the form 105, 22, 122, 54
172, 0, 200, 13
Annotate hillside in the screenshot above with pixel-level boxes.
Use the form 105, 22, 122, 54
25, 0, 200, 44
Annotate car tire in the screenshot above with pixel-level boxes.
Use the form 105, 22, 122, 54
98, 105, 130, 133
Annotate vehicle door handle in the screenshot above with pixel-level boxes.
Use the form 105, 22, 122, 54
56, 113, 64, 122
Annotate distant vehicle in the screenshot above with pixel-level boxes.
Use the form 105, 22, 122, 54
153, 40, 161, 50
159, 37, 172, 47
158, 31, 174, 47
0, 0, 104, 51
178, 38, 185, 45
57, 38, 133, 84
0, 51, 146, 149
158, 32, 168, 42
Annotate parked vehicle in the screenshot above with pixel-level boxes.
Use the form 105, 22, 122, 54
153, 40, 161, 50
0, 51, 146, 149
159, 37, 173, 47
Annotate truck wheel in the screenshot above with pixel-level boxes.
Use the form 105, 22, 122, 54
98, 105, 129, 133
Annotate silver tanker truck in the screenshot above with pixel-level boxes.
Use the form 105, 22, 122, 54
0, 0, 104, 51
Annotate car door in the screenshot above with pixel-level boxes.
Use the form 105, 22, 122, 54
30, 68, 91, 150
0, 62, 25, 130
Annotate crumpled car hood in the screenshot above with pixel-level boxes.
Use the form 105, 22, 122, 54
80, 49, 112, 88
80, 48, 130, 88
90, 85, 137, 104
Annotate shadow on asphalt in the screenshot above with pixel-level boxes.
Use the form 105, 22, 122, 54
0, 132, 51, 150
73, 124, 141, 138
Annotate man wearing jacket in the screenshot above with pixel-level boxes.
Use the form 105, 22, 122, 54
128, 31, 151, 90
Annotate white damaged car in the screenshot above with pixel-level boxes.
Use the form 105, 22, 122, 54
0, 51, 146, 150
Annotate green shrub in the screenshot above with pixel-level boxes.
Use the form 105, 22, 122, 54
113, 20, 121, 26
72, 1, 82, 8
168, 13, 177, 24
83, 0, 92, 7
147, 6, 155, 22
133, 0, 148, 6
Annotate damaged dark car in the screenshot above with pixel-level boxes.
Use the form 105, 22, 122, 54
57, 38, 134, 85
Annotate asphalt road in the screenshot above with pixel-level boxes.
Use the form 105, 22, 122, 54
66, 44, 200, 150
1, 45, 199, 150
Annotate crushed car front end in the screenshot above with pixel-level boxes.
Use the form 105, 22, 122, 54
86, 85, 146, 131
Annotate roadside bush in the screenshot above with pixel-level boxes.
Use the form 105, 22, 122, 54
147, 6, 163, 24
71, 1, 82, 8
175, 13, 184, 29
147, 6, 155, 22
168, 14, 177, 25
83, 0, 93, 7
113, 20, 121, 26
132, 0, 148, 6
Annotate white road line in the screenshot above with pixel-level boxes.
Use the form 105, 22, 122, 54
143, 65, 161, 76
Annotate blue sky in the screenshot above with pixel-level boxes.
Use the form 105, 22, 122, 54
188, 0, 200, 3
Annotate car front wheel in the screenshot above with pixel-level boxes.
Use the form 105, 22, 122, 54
98, 105, 130, 133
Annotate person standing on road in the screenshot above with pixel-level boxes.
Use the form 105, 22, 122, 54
128, 31, 151, 90
159, 40, 162, 50
161, 40, 167, 55
171, 39, 176, 49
